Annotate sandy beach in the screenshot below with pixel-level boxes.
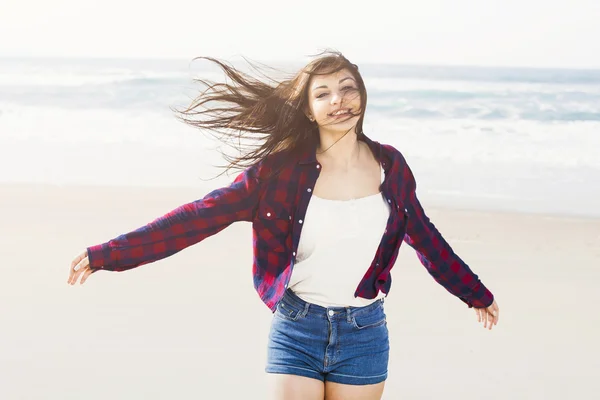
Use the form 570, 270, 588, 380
1, 182, 599, 399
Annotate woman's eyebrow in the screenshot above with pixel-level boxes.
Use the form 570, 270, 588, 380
313, 77, 355, 91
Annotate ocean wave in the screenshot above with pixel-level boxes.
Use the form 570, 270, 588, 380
2, 59, 600, 122
368, 87, 600, 102
369, 103, 600, 122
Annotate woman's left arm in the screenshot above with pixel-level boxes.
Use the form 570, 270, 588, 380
399, 155, 498, 326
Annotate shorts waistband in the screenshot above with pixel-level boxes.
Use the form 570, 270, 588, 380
280, 288, 384, 319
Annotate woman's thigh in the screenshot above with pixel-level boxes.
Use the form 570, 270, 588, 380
325, 381, 386, 400
269, 373, 325, 400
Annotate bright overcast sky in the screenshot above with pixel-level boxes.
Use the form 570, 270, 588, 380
1, 0, 599, 68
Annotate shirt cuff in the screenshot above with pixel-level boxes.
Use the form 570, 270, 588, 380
86, 242, 113, 270
460, 282, 494, 309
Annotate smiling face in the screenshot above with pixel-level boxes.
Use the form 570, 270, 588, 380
305, 68, 363, 134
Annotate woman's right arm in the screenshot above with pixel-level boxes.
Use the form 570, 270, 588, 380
85, 165, 262, 272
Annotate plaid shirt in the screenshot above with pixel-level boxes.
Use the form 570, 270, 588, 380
87, 135, 494, 311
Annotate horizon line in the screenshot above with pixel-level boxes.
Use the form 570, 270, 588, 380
1, 55, 599, 72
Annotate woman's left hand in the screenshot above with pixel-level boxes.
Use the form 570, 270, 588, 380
475, 300, 499, 330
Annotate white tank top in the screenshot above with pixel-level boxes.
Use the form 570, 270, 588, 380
288, 167, 390, 308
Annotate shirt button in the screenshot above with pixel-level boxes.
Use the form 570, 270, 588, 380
387, 199, 391, 203
289, 216, 292, 220
328, 310, 334, 316
299, 219, 303, 224
266, 212, 271, 217
307, 188, 312, 192
316, 165, 321, 169
292, 251, 296, 256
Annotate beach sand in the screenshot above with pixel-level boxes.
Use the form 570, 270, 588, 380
1, 183, 599, 399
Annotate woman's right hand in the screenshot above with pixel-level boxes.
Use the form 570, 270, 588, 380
68, 250, 96, 285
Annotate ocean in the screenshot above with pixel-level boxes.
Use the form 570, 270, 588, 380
0, 57, 598, 217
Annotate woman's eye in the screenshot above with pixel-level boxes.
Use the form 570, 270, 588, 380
316, 87, 356, 98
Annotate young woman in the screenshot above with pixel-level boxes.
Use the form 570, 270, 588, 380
68, 51, 499, 400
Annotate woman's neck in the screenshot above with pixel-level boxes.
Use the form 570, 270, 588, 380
316, 129, 361, 169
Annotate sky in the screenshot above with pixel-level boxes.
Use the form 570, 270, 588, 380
1, 0, 599, 68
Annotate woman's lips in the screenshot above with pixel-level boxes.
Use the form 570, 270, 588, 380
328, 109, 352, 118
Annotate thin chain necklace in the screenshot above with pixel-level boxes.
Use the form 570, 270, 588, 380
315, 127, 354, 155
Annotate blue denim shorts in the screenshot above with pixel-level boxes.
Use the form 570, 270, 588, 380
266, 289, 389, 385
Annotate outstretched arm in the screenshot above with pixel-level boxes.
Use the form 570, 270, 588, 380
86, 165, 262, 272
399, 156, 494, 309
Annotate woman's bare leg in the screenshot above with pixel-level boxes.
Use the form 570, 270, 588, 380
269, 374, 325, 400
324, 381, 385, 400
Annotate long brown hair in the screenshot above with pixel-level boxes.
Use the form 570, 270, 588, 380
173, 50, 368, 175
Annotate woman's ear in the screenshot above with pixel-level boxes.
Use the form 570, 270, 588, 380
304, 108, 314, 121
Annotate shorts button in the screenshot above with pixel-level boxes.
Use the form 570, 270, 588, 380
328, 310, 334, 316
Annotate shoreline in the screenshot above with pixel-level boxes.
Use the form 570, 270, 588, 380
4, 180, 599, 221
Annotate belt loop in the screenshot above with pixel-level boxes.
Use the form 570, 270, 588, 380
302, 302, 310, 317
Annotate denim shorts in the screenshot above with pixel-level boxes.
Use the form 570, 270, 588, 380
266, 289, 389, 385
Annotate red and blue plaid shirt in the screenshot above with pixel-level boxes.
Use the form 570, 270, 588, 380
87, 134, 494, 311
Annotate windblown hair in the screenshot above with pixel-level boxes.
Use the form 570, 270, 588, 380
173, 50, 368, 175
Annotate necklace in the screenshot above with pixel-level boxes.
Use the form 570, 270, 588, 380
316, 127, 354, 155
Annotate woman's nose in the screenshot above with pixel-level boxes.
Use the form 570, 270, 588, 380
330, 92, 341, 104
